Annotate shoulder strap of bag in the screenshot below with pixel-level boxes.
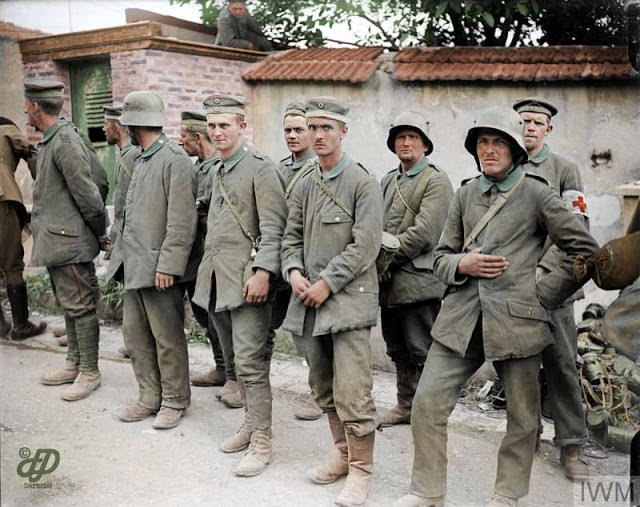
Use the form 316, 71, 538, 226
216, 170, 260, 249
396, 165, 437, 233
311, 170, 353, 218
462, 172, 526, 252
284, 157, 316, 200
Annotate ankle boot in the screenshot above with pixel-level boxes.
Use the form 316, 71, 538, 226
335, 429, 374, 506
378, 362, 417, 427
308, 411, 349, 484
7, 284, 47, 340
560, 445, 589, 479
62, 370, 101, 401
41, 360, 79, 385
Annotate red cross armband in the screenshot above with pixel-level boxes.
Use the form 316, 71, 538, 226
561, 189, 588, 217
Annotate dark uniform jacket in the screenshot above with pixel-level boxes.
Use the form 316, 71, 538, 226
524, 144, 587, 301
193, 144, 287, 312
30, 120, 107, 267
380, 157, 453, 306
432, 166, 598, 361
0, 119, 37, 226
107, 134, 197, 289
214, 6, 271, 50
281, 155, 383, 336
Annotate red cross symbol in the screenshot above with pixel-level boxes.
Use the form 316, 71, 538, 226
572, 195, 587, 213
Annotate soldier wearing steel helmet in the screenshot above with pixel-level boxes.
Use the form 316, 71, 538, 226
513, 97, 591, 480
377, 111, 453, 428
24, 80, 108, 402
110, 91, 198, 430
394, 107, 598, 507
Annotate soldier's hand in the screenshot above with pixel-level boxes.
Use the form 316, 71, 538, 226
378, 271, 392, 283
243, 268, 270, 303
457, 247, 509, 278
289, 269, 311, 298
155, 272, 175, 291
99, 238, 112, 251
300, 278, 331, 308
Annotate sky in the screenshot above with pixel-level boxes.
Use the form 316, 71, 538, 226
0, 0, 203, 34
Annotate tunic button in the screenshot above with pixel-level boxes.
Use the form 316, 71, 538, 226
335, 216, 340, 222
359, 286, 363, 292
528, 307, 533, 316
61, 230, 65, 235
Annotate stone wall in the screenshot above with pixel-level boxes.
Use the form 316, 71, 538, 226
111, 49, 254, 141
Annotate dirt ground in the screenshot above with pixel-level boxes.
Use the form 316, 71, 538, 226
0, 316, 631, 507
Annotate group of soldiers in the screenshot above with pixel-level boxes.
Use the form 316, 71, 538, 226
1, 78, 601, 507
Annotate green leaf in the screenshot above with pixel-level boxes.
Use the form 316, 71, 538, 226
435, 0, 448, 18
482, 11, 495, 27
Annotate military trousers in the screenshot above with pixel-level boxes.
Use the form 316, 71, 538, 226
48, 263, 100, 370
122, 284, 191, 410
542, 304, 588, 446
212, 303, 272, 431
0, 201, 25, 287
410, 319, 540, 500
296, 308, 377, 437
381, 299, 440, 367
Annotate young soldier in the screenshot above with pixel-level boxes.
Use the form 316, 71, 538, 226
111, 91, 197, 430
378, 112, 453, 427
394, 107, 598, 507
514, 97, 590, 478
276, 101, 322, 421
177, 111, 233, 398
25, 80, 108, 401
101, 105, 140, 357
281, 97, 383, 506
0, 116, 47, 340
193, 94, 287, 477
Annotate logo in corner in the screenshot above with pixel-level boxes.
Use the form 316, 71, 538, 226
17, 447, 60, 483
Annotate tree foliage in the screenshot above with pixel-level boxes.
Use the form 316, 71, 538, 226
170, 0, 628, 49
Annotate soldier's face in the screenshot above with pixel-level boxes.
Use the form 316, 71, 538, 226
283, 115, 311, 156
24, 99, 38, 129
103, 119, 119, 145
307, 118, 346, 158
179, 127, 199, 157
208, 113, 246, 157
521, 112, 552, 153
229, 3, 247, 18
476, 132, 513, 180
394, 128, 427, 165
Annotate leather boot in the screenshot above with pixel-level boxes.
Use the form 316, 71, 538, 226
41, 360, 79, 385
335, 429, 374, 506
560, 445, 589, 479
378, 362, 416, 427
220, 422, 253, 453
116, 403, 158, 422
191, 368, 226, 387
487, 493, 518, 506
295, 393, 324, 421
220, 380, 245, 409
62, 370, 101, 401
308, 411, 349, 484
7, 284, 47, 340
233, 429, 272, 477
153, 407, 185, 429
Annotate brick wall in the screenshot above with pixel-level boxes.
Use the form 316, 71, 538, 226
111, 49, 254, 142
22, 60, 71, 144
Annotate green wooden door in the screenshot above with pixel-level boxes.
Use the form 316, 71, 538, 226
69, 58, 116, 203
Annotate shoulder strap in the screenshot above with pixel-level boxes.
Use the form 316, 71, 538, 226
397, 166, 437, 233
118, 153, 134, 178
462, 172, 526, 252
216, 170, 260, 249
311, 170, 353, 218
284, 157, 316, 199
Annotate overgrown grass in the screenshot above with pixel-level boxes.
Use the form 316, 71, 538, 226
274, 328, 298, 357
186, 321, 209, 344
26, 273, 59, 315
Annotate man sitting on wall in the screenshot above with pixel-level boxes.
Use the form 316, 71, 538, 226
215, 0, 272, 51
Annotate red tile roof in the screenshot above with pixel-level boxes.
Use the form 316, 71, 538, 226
243, 48, 383, 83
0, 21, 47, 40
393, 46, 635, 82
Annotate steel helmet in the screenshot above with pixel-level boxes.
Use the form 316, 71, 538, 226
120, 91, 166, 127
464, 106, 528, 169
387, 111, 433, 156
